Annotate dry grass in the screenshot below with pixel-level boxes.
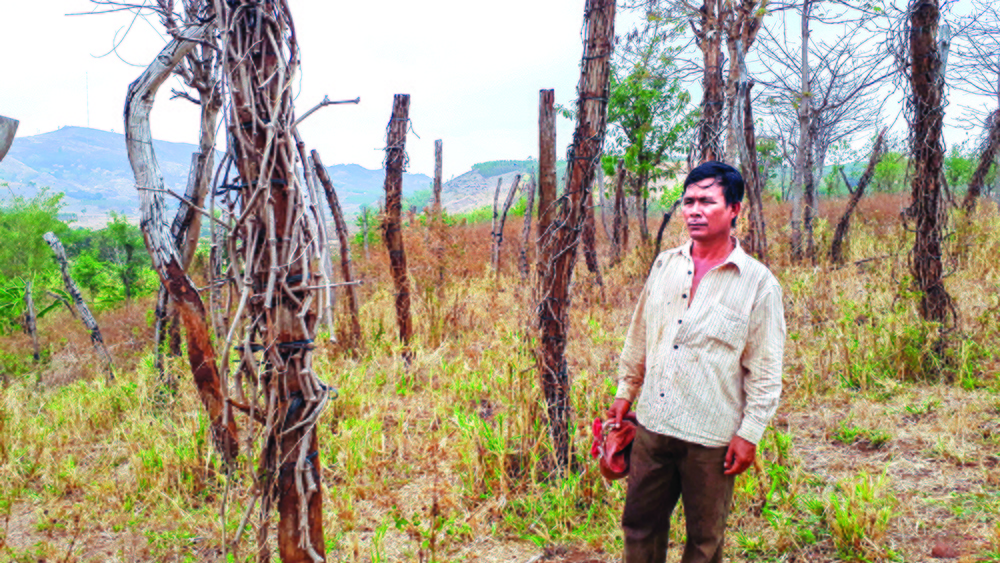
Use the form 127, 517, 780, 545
1, 194, 999, 562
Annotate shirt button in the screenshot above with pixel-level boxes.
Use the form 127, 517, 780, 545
660, 393, 665, 398
688, 271, 692, 275
682, 294, 687, 299
673, 344, 679, 349
678, 320, 682, 324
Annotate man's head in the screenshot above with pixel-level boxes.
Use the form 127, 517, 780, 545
681, 161, 744, 243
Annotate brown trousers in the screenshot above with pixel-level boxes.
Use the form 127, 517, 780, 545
621, 425, 735, 563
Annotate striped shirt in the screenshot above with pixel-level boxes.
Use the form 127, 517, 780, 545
615, 239, 785, 447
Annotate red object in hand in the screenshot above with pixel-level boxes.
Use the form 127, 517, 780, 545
591, 412, 639, 480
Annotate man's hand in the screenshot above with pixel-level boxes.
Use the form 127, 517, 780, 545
606, 398, 631, 427
723, 435, 756, 476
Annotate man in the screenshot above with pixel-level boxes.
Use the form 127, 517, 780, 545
607, 161, 785, 563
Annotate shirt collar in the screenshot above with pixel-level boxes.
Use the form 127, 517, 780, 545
668, 238, 747, 274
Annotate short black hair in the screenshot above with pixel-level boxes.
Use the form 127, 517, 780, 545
683, 161, 745, 207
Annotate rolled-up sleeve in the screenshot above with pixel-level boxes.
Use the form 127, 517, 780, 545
736, 282, 785, 444
615, 283, 650, 403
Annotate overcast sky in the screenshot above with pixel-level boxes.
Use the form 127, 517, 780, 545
4, 1, 992, 181
4, 0, 597, 179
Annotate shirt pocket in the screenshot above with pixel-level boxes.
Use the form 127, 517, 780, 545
705, 306, 749, 350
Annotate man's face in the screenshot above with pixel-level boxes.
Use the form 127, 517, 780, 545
682, 177, 740, 244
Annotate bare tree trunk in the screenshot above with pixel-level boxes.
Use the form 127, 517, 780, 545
652, 199, 682, 262
741, 82, 768, 262
536, 0, 614, 472
494, 175, 522, 275
962, 110, 1000, 214
44, 232, 114, 383
382, 94, 414, 354
909, 0, 953, 329
519, 178, 536, 280
123, 22, 238, 468
24, 280, 40, 363
312, 150, 362, 349
695, 5, 725, 164
157, 56, 222, 377
611, 159, 628, 265
633, 172, 651, 243
830, 129, 886, 264
791, 0, 812, 263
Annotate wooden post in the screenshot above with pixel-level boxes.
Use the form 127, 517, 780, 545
44, 232, 115, 382
519, 178, 536, 280
24, 280, 40, 363
432, 140, 446, 284
490, 177, 504, 270
537, 89, 558, 277
312, 149, 362, 349
433, 140, 443, 212
536, 0, 615, 471
493, 175, 522, 275
382, 94, 414, 354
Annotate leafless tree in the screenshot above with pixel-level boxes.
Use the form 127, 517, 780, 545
951, 0, 1000, 209
756, 6, 890, 261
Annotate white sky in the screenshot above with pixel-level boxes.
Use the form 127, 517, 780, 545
3, 1, 992, 179
3, 0, 593, 178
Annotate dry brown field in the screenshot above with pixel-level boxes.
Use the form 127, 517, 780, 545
1, 193, 998, 562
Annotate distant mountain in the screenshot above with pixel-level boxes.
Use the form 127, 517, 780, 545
323, 163, 431, 216
440, 159, 567, 214
0, 127, 431, 226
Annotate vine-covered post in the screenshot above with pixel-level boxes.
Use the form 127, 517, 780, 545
908, 0, 953, 329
